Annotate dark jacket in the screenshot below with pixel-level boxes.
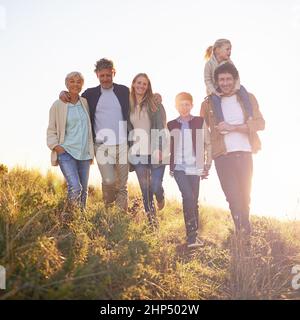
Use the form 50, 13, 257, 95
167, 116, 211, 173
81, 83, 130, 140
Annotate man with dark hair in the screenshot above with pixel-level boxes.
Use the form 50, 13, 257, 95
213, 62, 239, 83
201, 62, 265, 235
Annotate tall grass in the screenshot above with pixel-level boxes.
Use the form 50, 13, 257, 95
0, 164, 300, 300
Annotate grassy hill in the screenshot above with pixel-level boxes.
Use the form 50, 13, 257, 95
0, 164, 300, 300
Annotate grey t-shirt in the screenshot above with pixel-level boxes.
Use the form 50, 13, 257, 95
94, 86, 127, 145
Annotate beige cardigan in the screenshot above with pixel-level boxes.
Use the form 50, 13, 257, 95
47, 97, 94, 166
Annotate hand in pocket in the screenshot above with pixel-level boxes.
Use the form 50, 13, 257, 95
54, 145, 66, 155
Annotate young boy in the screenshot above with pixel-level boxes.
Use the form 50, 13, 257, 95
167, 92, 212, 248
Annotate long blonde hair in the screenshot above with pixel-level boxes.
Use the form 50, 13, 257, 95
130, 73, 157, 113
204, 39, 231, 61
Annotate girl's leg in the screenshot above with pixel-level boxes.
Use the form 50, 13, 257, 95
134, 164, 155, 213
151, 165, 165, 208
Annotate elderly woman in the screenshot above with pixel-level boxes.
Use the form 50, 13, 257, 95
128, 73, 168, 228
47, 72, 94, 208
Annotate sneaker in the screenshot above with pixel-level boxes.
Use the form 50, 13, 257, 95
187, 238, 205, 249
157, 198, 165, 211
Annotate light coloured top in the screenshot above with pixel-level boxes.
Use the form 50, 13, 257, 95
94, 86, 127, 145
47, 97, 94, 166
129, 105, 151, 155
60, 100, 92, 160
174, 117, 202, 175
221, 95, 252, 153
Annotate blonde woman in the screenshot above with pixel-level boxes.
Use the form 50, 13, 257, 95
47, 72, 94, 208
128, 73, 167, 228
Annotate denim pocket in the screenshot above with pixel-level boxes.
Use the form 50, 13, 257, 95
57, 151, 70, 161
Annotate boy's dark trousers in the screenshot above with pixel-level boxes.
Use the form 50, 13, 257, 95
174, 170, 200, 242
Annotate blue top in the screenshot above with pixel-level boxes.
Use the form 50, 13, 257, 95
174, 117, 198, 174
61, 100, 92, 160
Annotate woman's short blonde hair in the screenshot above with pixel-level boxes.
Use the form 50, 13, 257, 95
65, 71, 84, 86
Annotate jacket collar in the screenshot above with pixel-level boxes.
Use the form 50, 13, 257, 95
176, 115, 194, 124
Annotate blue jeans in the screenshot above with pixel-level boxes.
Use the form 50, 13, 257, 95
212, 85, 253, 123
214, 151, 253, 234
174, 170, 200, 242
134, 163, 165, 212
58, 151, 91, 208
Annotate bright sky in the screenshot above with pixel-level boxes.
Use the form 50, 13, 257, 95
1, 0, 300, 220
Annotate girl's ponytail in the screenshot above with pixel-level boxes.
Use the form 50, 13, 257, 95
204, 46, 213, 61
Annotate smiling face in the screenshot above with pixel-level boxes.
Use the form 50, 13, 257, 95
66, 76, 83, 95
176, 100, 193, 118
215, 43, 232, 62
132, 75, 149, 98
96, 68, 115, 89
216, 72, 236, 96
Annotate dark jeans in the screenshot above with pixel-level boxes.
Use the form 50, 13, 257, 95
212, 85, 253, 123
214, 151, 253, 234
134, 164, 165, 212
174, 170, 200, 242
58, 151, 91, 208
